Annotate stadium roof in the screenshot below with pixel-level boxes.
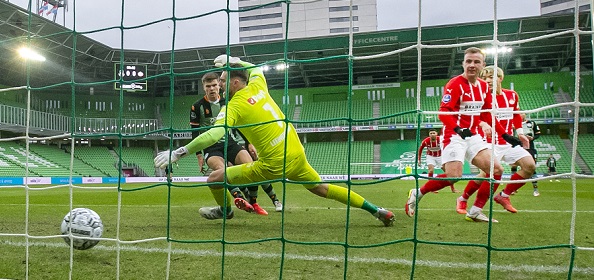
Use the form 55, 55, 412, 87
0, 0, 592, 96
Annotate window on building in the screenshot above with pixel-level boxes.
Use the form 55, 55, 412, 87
329, 6, 358, 12
240, 13, 282, 22
240, 2, 281, 11
329, 16, 358, 23
240, 33, 284, 42
541, 0, 575, 8
239, 23, 283, 32
330, 27, 359, 34
330, 27, 350, 33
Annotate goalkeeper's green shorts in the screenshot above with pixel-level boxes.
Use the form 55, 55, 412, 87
226, 153, 321, 189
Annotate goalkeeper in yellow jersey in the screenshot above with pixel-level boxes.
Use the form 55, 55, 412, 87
154, 55, 394, 226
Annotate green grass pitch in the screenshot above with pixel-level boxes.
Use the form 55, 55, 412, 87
1, 179, 593, 279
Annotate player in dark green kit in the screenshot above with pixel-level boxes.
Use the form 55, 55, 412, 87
189, 72, 281, 215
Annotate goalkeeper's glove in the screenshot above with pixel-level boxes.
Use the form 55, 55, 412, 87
502, 133, 522, 147
154, 147, 188, 169
454, 126, 473, 139
214, 54, 241, 67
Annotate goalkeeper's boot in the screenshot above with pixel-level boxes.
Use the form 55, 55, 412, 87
274, 200, 283, 212
234, 197, 255, 213
374, 208, 395, 227
199, 206, 234, 220
252, 203, 268, 216
465, 208, 498, 223
405, 188, 420, 217
493, 193, 517, 213
456, 197, 468, 214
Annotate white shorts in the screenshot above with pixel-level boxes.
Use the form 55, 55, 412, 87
492, 144, 532, 165
441, 134, 490, 164
426, 155, 442, 168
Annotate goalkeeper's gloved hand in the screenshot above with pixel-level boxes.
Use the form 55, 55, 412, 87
214, 54, 241, 67
154, 147, 188, 169
502, 133, 522, 147
454, 126, 473, 139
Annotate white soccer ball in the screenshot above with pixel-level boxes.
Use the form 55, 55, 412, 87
60, 208, 103, 250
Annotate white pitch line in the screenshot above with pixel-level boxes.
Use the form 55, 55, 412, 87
1, 240, 593, 275
2, 204, 594, 213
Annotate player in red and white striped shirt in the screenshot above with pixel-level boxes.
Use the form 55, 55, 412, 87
456, 66, 534, 214
405, 47, 522, 223
418, 129, 458, 192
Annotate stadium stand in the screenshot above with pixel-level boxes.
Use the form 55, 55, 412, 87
576, 134, 594, 172
158, 95, 196, 130
379, 99, 417, 124
70, 146, 118, 177
116, 147, 156, 177
534, 135, 580, 175
520, 90, 559, 119
27, 143, 106, 177
303, 141, 374, 175
0, 141, 70, 177
300, 100, 375, 126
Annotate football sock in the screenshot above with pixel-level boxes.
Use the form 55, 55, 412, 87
419, 174, 451, 195
469, 205, 482, 214
261, 184, 278, 202
473, 174, 501, 209
247, 186, 259, 204
229, 187, 245, 199
503, 173, 528, 196
428, 171, 434, 178
462, 180, 480, 200
325, 184, 378, 214
211, 187, 234, 208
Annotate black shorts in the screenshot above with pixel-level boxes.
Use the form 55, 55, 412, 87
549, 167, 556, 173
203, 142, 244, 164
527, 149, 537, 161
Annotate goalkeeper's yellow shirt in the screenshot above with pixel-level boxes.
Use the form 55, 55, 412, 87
214, 71, 304, 163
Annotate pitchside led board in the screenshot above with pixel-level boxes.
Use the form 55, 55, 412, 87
114, 63, 148, 92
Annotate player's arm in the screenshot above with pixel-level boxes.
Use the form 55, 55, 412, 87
184, 127, 225, 155
511, 92, 529, 147
185, 105, 237, 155
439, 83, 463, 130
479, 95, 506, 136
480, 92, 522, 146
532, 121, 541, 140
417, 138, 427, 164
154, 106, 237, 168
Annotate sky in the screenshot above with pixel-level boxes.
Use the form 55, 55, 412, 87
10, 0, 541, 51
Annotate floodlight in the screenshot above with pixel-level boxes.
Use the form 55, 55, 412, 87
275, 63, 288, 70
482, 47, 513, 55
18, 47, 46, 62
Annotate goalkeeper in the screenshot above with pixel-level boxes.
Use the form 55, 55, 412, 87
155, 55, 394, 226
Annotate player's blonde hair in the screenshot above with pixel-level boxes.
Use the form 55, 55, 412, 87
480, 65, 504, 80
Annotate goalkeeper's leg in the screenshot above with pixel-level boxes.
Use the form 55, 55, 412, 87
306, 183, 394, 226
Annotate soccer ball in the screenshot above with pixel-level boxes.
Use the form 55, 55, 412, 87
60, 208, 103, 250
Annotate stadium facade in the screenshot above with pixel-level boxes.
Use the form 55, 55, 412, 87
541, 0, 591, 15
238, 0, 377, 42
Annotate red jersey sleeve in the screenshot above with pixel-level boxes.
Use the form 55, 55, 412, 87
480, 90, 507, 135
512, 91, 523, 129
439, 79, 462, 129
418, 137, 428, 157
